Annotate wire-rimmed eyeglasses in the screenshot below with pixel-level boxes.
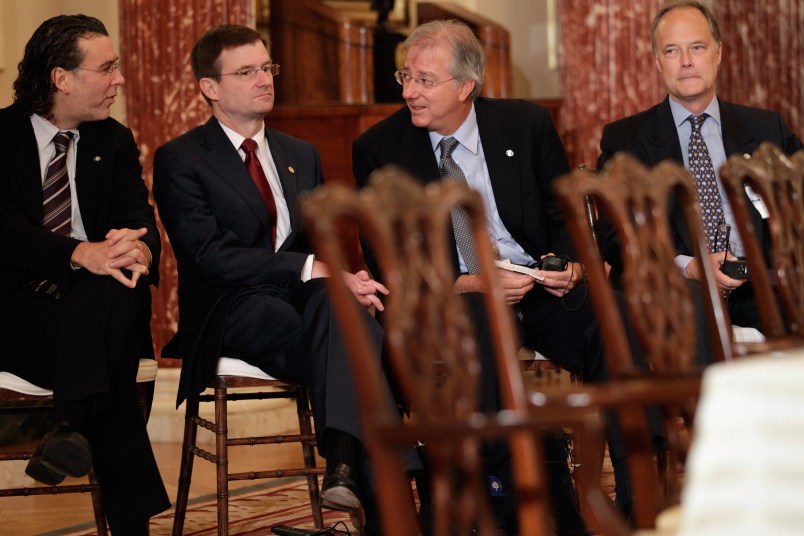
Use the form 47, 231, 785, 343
211, 64, 281, 80
76, 60, 121, 75
394, 70, 456, 89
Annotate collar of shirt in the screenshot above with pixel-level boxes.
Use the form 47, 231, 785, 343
428, 104, 479, 157
670, 98, 725, 156
219, 121, 269, 161
31, 113, 80, 167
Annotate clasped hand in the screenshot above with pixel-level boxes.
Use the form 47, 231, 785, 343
341, 269, 389, 311
70, 227, 152, 288
312, 260, 389, 310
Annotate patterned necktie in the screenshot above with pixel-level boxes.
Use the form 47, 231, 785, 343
688, 114, 726, 252
439, 137, 481, 274
241, 138, 278, 247
42, 131, 74, 235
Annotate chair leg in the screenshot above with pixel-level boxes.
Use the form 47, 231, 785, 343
296, 387, 323, 529
89, 468, 109, 535
172, 395, 200, 536
215, 387, 230, 536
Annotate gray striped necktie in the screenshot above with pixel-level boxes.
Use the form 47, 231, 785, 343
439, 136, 481, 274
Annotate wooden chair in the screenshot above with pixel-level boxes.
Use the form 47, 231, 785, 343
545, 154, 735, 534
0, 358, 159, 535
171, 357, 324, 536
719, 143, 804, 348
300, 165, 605, 536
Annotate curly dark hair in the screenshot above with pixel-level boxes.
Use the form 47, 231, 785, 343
13, 14, 108, 118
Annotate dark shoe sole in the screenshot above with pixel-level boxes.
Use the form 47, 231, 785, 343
25, 455, 67, 485
42, 431, 92, 477
25, 431, 92, 485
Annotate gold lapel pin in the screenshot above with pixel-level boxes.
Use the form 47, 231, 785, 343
288, 166, 295, 174
506, 150, 514, 157
93, 156, 102, 162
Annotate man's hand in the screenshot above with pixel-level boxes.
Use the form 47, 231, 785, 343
312, 261, 389, 310
454, 270, 535, 305
685, 252, 748, 292
535, 257, 583, 298
341, 270, 389, 311
70, 227, 151, 288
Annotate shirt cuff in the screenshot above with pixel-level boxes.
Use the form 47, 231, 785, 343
301, 254, 315, 282
675, 255, 694, 278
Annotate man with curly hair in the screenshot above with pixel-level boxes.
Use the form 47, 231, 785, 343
0, 14, 168, 534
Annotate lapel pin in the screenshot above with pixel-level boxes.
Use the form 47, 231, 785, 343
93, 156, 102, 162
288, 166, 295, 174
505, 150, 514, 157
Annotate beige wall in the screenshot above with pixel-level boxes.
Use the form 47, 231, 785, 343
412, 0, 561, 99
0, 0, 123, 120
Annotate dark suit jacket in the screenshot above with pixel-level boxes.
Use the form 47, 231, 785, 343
597, 96, 803, 262
153, 117, 323, 405
0, 103, 160, 300
353, 97, 572, 279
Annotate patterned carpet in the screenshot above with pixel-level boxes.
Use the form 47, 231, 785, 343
60, 478, 351, 536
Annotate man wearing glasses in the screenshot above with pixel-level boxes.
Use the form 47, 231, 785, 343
0, 14, 168, 535
353, 19, 601, 535
154, 24, 408, 534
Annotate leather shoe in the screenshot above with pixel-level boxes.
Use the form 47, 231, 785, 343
25, 422, 92, 485
321, 462, 365, 530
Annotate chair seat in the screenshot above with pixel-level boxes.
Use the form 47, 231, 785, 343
731, 325, 766, 343
215, 357, 277, 380
0, 358, 160, 397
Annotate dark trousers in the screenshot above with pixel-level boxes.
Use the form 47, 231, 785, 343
0, 272, 170, 531
221, 278, 387, 456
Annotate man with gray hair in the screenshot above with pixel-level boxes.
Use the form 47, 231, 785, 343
353, 19, 599, 535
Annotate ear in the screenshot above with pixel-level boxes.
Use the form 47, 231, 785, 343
715, 42, 722, 66
51, 67, 70, 94
199, 77, 219, 102
457, 79, 475, 103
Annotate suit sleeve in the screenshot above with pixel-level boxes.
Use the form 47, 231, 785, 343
778, 113, 804, 155
533, 108, 574, 256
105, 127, 161, 286
153, 142, 308, 288
352, 135, 385, 281
597, 122, 620, 171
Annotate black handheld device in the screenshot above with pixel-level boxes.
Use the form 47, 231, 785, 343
535, 254, 569, 272
719, 225, 750, 280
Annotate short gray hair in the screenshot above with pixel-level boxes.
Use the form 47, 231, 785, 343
403, 20, 485, 101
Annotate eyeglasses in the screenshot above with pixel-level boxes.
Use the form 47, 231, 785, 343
394, 70, 456, 89
212, 64, 280, 80
76, 60, 121, 75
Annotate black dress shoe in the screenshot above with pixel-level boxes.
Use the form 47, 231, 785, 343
321, 462, 365, 530
25, 422, 92, 485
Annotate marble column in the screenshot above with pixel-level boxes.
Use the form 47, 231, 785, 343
118, 0, 255, 363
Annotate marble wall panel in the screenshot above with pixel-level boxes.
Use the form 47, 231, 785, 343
119, 0, 254, 363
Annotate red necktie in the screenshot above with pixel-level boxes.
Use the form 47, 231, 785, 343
241, 138, 277, 246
